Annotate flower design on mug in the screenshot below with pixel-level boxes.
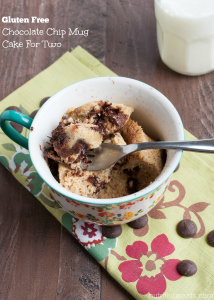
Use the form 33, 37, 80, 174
98, 212, 115, 218
66, 198, 80, 206
119, 202, 135, 209
123, 212, 134, 220
75, 212, 85, 219
118, 234, 181, 297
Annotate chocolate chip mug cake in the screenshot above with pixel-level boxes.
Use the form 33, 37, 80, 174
44, 101, 164, 198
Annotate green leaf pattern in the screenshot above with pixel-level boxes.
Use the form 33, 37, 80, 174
0, 144, 44, 197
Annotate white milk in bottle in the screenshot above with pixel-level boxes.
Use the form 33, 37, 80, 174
154, 0, 214, 75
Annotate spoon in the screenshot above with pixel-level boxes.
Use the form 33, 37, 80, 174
85, 138, 214, 171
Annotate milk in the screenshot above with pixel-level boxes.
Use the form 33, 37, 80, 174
154, 0, 214, 75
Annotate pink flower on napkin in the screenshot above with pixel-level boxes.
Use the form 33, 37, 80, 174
118, 234, 181, 297
81, 222, 98, 238
72, 219, 104, 248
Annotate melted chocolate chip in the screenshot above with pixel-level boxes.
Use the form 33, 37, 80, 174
73, 139, 89, 154
73, 140, 91, 164
87, 101, 128, 136
75, 170, 83, 177
177, 260, 197, 277
127, 177, 138, 194
50, 121, 90, 160
87, 176, 99, 187
88, 108, 106, 135
40, 97, 50, 107
102, 225, 122, 238
75, 152, 91, 164
102, 102, 127, 127
177, 219, 197, 238
44, 138, 90, 172
50, 122, 66, 150
87, 176, 105, 193
128, 215, 148, 229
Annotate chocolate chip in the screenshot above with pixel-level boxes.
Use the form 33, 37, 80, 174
207, 230, 214, 247
40, 97, 50, 107
10, 122, 23, 133
102, 225, 122, 238
177, 260, 197, 276
174, 163, 180, 173
5, 106, 22, 113
128, 214, 148, 229
87, 101, 128, 136
177, 219, 197, 238
29, 110, 38, 119
5, 107, 23, 133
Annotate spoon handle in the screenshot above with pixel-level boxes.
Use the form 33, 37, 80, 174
124, 139, 214, 154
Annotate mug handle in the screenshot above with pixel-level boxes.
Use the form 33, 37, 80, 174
0, 110, 33, 150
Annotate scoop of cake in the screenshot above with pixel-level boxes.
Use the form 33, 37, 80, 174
50, 123, 103, 165
44, 101, 134, 168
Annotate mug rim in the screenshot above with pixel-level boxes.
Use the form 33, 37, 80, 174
29, 76, 184, 205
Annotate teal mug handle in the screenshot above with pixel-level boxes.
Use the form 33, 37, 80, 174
0, 110, 33, 150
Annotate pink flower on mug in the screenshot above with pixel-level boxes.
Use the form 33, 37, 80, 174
118, 234, 181, 297
119, 202, 135, 209
65, 198, 80, 206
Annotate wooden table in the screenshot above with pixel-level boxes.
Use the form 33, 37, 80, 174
1, 1, 214, 299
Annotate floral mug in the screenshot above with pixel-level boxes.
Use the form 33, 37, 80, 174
0, 77, 184, 225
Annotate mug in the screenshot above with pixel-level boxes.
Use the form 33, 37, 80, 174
0, 77, 184, 225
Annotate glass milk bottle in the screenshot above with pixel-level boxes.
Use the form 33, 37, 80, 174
154, 0, 214, 76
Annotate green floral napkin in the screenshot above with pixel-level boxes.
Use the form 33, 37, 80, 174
1, 46, 214, 299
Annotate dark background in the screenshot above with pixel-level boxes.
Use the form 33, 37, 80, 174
0, 1, 214, 299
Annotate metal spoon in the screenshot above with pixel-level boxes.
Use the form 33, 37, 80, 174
85, 139, 214, 171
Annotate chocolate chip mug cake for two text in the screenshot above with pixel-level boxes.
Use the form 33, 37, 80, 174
44, 100, 164, 198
